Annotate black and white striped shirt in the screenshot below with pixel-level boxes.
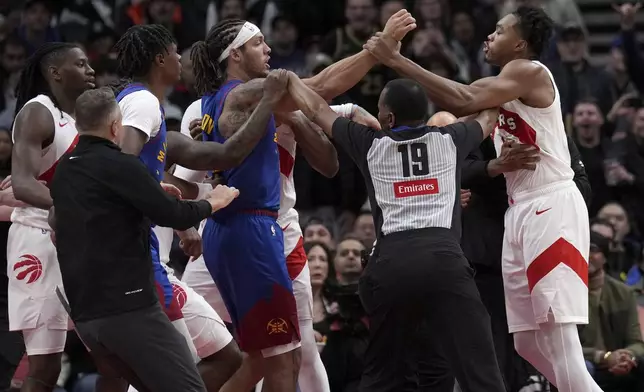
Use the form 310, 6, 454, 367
332, 117, 484, 240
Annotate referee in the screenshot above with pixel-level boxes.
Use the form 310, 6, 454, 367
286, 74, 505, 392
49, 88, 239, 392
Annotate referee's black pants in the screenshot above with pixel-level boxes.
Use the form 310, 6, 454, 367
74, 303, 206, 392
357, 228, 505, 392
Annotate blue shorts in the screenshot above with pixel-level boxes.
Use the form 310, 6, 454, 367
151, 230, 182, 321
202, 213, 300, 352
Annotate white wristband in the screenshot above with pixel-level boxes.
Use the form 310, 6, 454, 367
330, 103, 355, 118
195, 183, 213, 201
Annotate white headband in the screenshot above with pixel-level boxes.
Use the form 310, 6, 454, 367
218, 22, 261, 63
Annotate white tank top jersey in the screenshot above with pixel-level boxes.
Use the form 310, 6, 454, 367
492, 61, 574, 200
11, 95, 79, 230
275, 123, 301, 235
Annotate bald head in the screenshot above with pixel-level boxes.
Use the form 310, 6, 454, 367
75, 87, 122, 141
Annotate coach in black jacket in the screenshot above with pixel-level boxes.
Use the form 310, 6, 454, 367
460, 134, 591, 391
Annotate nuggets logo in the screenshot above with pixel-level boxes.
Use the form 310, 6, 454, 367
267, 318, 288, 335
13, 254, 43, 284
172, 283, 187, 309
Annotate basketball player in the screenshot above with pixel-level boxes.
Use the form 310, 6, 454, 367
176, 98, 376, 392
188, 11, 414, 391
111, 24, 257, 391
364, 6, 600, 392
9, 43, 94, 392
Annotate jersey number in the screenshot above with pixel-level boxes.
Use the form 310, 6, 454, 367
398, 143, 429, 177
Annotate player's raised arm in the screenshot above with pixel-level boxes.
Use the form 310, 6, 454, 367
285, 72, 341, 138
201, 10, 416, 114
365, 34, 537, 117
11, 103, 56, 209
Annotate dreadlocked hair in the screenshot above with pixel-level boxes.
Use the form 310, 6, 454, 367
14, 42, 78, 118
192, 19, 245, 96
113, 24, 176, 83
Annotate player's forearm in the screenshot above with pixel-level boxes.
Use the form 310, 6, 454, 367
304, 50, 377, 100
12, 177, 52, 210
388, 54, 477, 117
290, 113, 339, 178
288, 74, 333, 129
163, 172, 199, 200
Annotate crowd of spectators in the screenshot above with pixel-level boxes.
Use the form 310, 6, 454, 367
1, 0, 644, 391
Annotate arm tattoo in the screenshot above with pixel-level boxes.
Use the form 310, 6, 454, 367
220, 109, 252, 139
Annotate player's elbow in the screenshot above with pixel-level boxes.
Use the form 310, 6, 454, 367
12, 177, 32, 203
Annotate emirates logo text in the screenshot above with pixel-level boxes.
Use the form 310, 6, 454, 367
14, 254, 43, 284
393, 179, 439, 198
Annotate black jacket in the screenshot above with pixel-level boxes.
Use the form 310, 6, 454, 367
51, 135, 212, 322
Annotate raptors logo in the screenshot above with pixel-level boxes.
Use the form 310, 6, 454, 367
172, 283, 187, 309
266, 318, 288, 335
13, 254, 43, 284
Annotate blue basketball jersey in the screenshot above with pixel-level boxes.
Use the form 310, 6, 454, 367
116, 84, 168, 182
200, 80, 280, 215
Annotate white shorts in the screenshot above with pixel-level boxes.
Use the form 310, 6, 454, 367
7, 224, 69, 355
502, 181, 589, 333
169, 273, 233, 358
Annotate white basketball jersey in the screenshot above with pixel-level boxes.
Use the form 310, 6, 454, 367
276, 124, 302, 242
492, 61, 574, 199
11, 95, 79, 230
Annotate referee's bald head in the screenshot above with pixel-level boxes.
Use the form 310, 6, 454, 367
378, 78, 429, 131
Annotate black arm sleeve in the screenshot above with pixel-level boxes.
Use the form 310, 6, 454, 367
439, 120, 485, 160
567, 135, 592, 205
108, 154, 212, 230
332, 117, 377, 167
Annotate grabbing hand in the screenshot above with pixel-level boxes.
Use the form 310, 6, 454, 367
460, 189, 471, 208
206, 184, 240, 212
263, 69, 290, 104
0, 187, 28, 208
613, 2, 641, 30
488, 141, 540, 176
383, 9, 417, 41
350, 105, 381, 129
189, 119, 203, 139
364, 32, 401, 67
177, 227, 202, 259
0, 175, 11, 190
161, 182, 183, 199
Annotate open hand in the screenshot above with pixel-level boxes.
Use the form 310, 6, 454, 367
177, 227, 202, 259
382, 9, 417, 41
364, 32, 400, 67
350, 105, 381, 129
161, 182, 183, 199
206, 184, 240, 212
263, 69, 290, 104
613, 2, 641, 30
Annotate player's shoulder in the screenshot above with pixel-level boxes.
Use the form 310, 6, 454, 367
13, 96, 56, 139
504, 59, 548, 80
118, 89, 159, 108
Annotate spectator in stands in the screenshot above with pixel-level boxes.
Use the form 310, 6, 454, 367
333, 234, 364, 286
0, 34, 27, 128
414, 0, 447, 30
597, 202, 643, 281
632, 106, 644, 157
15, 0, 59, 55
605, 39, 637, 104
379, 0, 404, 29
615, 2, 644, 94
548, 23, 613, 119
580, 225, 644, 392
573, 99, 613, 216
303, 217, 336, 251
305, 241, 335, 339
268, 15, 307, 76
92, 54, 118, 88
448, 10, 484, 83
352, 211, 375, 246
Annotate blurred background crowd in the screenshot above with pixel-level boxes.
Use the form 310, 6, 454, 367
1, 0, 644, 391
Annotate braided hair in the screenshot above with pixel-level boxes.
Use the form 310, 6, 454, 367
14, 42, 78, 118
111, 24, 176, 94
191, 19, 245, 96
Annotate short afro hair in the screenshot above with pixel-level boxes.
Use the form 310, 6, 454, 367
513, 6, 554, 59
